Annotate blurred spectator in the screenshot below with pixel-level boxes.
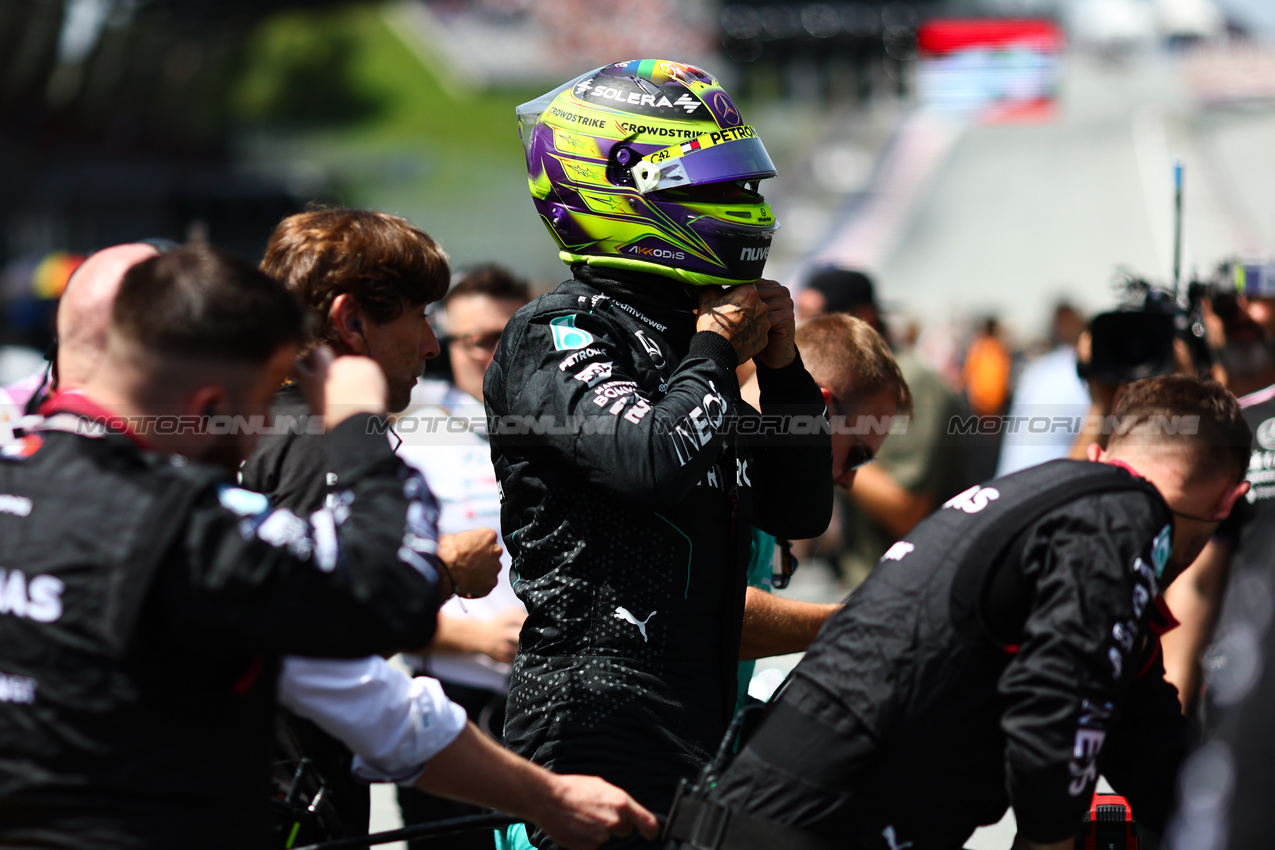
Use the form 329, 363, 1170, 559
962, 316, 1012, 417
961, 315, 1013, 480
1163, 269, 1275, 717
796, 267, 876, 321
914, 317, 963, 390
799, 266, 973, 589
394, 265, 531, 850
995, 301, 1090, 476
1165, 270, 1275, 846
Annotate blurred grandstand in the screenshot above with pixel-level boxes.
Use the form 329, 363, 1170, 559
6, 0, 1275, 337
407, 0, 936, 98
0, 0, 340, 267
406, 0, 717, 86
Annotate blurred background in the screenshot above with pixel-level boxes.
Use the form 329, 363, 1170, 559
3, 0, 1275, 358
4, 1, 1274, 844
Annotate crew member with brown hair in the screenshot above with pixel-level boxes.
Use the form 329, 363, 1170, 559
246, 210, 509, 841
396, 264, 533, 850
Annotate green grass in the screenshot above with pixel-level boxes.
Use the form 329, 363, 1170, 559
223, 4, 845, 284
231, 3, 538, 155
228, 2, 571, 279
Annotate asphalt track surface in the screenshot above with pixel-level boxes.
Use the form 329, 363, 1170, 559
807, 51, 1275, 341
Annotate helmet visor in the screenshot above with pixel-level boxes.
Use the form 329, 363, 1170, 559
642, 133, 776, 192
516, 68, 600, 161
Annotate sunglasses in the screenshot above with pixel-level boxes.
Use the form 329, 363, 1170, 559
840, 432, 876, 478
444, 331, 502, 354
829, 396, 876, 479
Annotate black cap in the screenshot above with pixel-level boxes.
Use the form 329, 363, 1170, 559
804, 267, 877, 314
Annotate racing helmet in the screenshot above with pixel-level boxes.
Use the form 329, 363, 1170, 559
516, 60, 779, 287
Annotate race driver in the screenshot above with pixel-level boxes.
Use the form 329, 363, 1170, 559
487, 60, 833, 849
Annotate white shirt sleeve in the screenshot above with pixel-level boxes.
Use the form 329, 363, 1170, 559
277, 655, 468, 784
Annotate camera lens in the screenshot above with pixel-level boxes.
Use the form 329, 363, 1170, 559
1090, 311, 1177, 383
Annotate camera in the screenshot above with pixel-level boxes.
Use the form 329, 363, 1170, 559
1209, 258, 1275, 321
1080, 274, 1211, 385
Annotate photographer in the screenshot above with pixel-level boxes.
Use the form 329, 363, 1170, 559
996, 302, 1089, 476
668, 376, 1250, 850
1163, 262, 1275, 846
1068, 279, 1203, 460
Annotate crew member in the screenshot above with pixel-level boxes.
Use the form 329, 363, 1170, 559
396, 264, 532, 850
0, 247, 446, 848
244, 208, 499, 838
668, 376, 1251, 850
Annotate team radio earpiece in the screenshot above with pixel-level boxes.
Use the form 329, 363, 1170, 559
351, 316, 372, 358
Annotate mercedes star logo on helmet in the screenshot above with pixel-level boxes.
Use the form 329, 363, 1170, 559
713, 92, 741, 127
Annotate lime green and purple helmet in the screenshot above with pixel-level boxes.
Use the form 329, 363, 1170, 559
516, 60, 779, 287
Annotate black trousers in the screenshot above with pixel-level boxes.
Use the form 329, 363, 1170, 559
710, 700, 869, 846
709, 683, 983, 850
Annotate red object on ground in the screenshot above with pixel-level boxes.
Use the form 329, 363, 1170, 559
1075, 793, 1139, 850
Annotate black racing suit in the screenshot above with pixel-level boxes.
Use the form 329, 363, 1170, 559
484, 266, 832, 846
241, 383, 374, 839
704, 459, 1192, 850
0, 397, 445, 850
